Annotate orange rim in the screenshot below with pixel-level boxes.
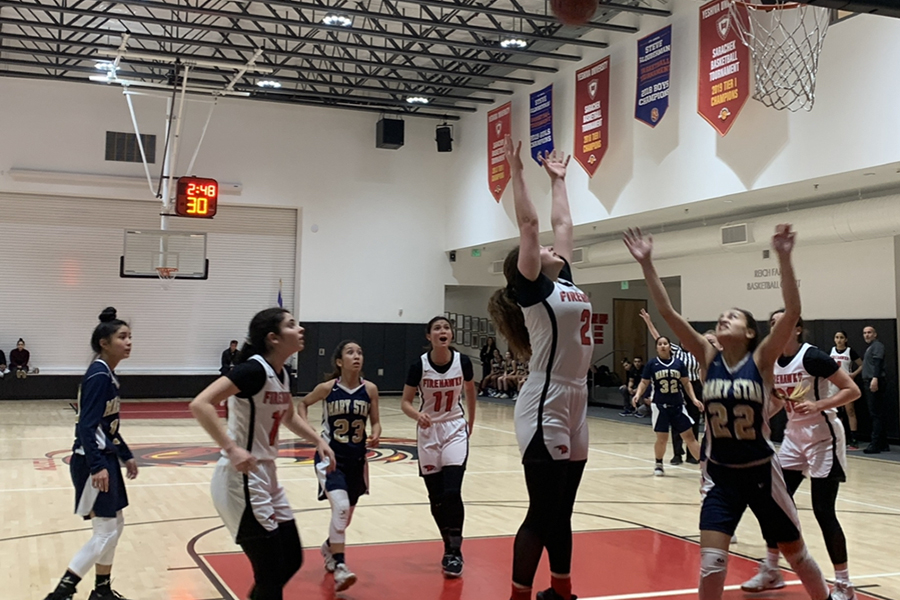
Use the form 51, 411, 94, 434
156, 267, 178, 278
730, 0, 803, 10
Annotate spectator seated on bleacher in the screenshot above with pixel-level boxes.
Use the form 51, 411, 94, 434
10, 338, 37, 379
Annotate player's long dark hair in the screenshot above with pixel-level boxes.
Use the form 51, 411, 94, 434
237, 307, 290, 364
487, 247, 531, 359
90, 307, 129, 356
769, 308, 804, 343
735, 308, 760, 353
329, 340, 361, 380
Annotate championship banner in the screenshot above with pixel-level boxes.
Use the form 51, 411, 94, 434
574, 57, 609, 178
698, 0, 750, 136
636, 25, 671, 127
529, 85, 554, 164
487, 102, 512, 202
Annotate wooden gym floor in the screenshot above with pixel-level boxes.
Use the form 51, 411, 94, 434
2, 397, 898, 600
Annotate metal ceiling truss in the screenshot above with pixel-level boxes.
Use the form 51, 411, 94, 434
0, 0, 670, 118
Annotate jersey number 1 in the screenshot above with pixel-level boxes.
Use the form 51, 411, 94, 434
269, 410, 286, 446
434, 390, 455, 412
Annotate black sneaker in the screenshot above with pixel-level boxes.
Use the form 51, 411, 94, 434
43, 591, 73, 600
863, 444, 881, 454
536, 588, 578, 600
442, 552, 464, 578
686, 455, 700, 464
670, 455, 684, 465
88, 589, 130, 600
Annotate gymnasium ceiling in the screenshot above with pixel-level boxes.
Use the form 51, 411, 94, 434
0, 0, 668, 119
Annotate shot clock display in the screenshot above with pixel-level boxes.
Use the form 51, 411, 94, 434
175, 177, 218, 218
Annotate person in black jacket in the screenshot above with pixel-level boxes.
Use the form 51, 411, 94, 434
43, 308, 138, 600
479, 336, 497, 383
220, 340, 239, 375
861, 326, 889, 454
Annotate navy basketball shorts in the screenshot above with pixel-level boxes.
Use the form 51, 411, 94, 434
652, 404, 694, 434
315, 453, 369, 506
700, 458, 801, 543
71, 452, 128, 519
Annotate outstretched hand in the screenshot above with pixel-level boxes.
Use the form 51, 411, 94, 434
623, 228, 653, 265
539, 149, 570, 180
504, 135, 524, 173
771, 224, 795, 256
639, 308, 651, 323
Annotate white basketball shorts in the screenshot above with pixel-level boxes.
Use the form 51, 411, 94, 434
514, 377, 589, 462
779, 413, 847, 480
211, 457, 293, 543
417, 417, 468, 476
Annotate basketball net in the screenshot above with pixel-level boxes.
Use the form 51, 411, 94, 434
156, 266, 178, 290
728, 1, 830, 112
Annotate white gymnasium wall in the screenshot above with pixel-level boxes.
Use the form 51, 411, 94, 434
0, 77, 454, 329
444, 285, 499, 366
0, 194, 295, 373
444, 5, 900, 251
571, 236, 895, 321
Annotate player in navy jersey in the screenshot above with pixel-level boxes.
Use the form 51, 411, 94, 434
741, 311, 859, 600
297, 340, 381, 592
401, 316, 477, 578
191, 308, 336, 600
632, 336, 703, 476
625, 225, 834, 600
43, 308, 138, 600
488, 139, 592, 600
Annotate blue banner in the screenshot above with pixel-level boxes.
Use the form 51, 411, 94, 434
635, 25, 671, 127
529, 85, 553, 164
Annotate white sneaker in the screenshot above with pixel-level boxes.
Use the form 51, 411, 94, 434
741, 561, 786, 593
333, 563, 358, 592
730, 534, 738, 544
832, 581, 857, 600
653, 465, 665, 477
321, 540, 336, 573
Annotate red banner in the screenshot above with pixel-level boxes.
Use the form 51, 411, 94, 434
698, 0, 750, 136
574, 57, 610, 178
487, 102, 512, 202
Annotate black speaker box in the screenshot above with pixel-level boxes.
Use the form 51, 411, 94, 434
376, 118, 404, 149
436, 125, 453, 152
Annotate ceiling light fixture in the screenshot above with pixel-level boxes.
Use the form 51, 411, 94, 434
322, 14, 352, 27
94, 60, 117, 71
257, 80, 282, 88
406, 96, 430, 104
500, 38, 528, 49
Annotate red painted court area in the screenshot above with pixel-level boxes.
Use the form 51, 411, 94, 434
120, 401, 225, 419
200, 528, 876, 600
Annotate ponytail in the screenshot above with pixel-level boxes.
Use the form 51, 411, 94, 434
487, 247, 532, 359
237, 307, 290, 364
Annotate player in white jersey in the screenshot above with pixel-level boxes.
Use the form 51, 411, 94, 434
830, 331, 863, 449
488, 139, 592, 600
741, 312, 860, 600
191, 308, 335, 600
43, 308, 138, 600
401, 316, 476, 578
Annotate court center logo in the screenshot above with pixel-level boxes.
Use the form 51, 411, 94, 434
37, 437, 418, 470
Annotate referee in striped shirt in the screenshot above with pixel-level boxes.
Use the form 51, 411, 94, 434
640, 309, 702, 464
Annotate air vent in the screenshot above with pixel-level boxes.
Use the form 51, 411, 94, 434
721, 223, 749, 245
105, 131, 156, 163
571, 247, 585, 265
490, 260, 504, 275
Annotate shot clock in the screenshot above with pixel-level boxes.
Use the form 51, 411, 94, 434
175, 177, 218, 218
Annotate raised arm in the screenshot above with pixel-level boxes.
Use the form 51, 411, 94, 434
755, 225, 800, 369
506, 136, 541, 281
540, 149, 574, 263
624, 228, 714, 369
639, 308, 662, 341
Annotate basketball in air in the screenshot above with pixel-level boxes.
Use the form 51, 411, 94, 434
550, 0, 599, 26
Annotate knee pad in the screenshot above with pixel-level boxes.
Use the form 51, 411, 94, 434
68, 517, 120, 576
699, 548, 728, 600
700, 548, 728, 578
328, 490, 352, 544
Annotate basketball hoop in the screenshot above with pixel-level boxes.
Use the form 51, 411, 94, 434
728, 0, 830, 112
156, 266, 178, 281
